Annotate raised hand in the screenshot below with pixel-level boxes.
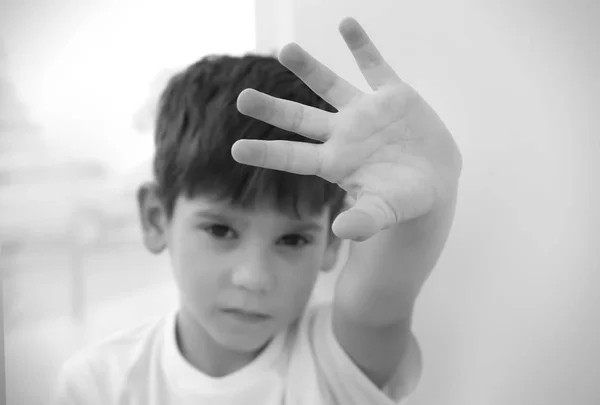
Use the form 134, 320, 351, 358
232, 17, 462, 241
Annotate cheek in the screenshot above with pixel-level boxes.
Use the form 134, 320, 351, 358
168, 227, 217, 288
279, 253, 322, 296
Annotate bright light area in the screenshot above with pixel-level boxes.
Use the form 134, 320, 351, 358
1, 0, 256, 170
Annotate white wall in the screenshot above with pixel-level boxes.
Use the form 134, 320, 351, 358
257, 1, 600, 404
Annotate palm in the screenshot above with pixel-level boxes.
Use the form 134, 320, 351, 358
232, 18, 461, 241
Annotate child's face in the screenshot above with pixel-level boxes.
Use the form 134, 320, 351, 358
163, 193, 339, 353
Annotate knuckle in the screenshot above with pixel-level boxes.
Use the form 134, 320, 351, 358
314, 149, 324, 178
359, 47, 381, 70
291, 105, 304, 132
266, 96, 278, 121
283, 143, 293, 172
261, 142, 269, 168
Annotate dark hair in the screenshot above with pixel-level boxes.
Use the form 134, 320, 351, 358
153, 53, 346, 226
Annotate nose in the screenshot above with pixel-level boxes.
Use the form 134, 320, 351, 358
230, 245, 275, 294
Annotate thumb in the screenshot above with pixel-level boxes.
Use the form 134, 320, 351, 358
331, 192, 396, 241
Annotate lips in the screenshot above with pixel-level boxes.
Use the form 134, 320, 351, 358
222, 308, 271, 323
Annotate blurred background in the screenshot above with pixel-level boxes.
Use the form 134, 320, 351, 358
1, 0, 599, 404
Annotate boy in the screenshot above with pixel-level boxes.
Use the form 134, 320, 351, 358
55, 17, 462, 404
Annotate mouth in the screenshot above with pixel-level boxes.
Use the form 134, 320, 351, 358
221, 308, 272, 323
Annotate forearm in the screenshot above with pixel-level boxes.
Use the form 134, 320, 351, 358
334, 189, 458, 326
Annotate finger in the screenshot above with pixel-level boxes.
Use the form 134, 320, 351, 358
338, 17, 401, 90
279, 43, 362, 109
231, 139, 324, 176
237, 88, 333, 142
332, 210, 378, 242
331, 193, 395, 241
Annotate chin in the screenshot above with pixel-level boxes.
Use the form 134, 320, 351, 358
211, 317, 273, 349
218, 328, 275, 354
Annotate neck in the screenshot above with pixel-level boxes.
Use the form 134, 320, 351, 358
175, 308, 265, 378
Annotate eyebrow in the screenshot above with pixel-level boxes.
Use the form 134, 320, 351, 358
291, 222, 324, 233
194, 210, 248, 226
193, 209, 324, 232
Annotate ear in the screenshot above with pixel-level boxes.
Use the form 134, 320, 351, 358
321, 233, 343, 273
136, 181, 168, 254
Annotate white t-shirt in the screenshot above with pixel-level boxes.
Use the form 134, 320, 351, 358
54, 302, 421, 404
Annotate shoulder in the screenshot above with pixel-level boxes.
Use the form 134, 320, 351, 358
64, 317, 160, 368
55, 314, 170, 404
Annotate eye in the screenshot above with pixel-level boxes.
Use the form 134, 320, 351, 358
279, 234, 310, 247
204, 224, 236, 240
